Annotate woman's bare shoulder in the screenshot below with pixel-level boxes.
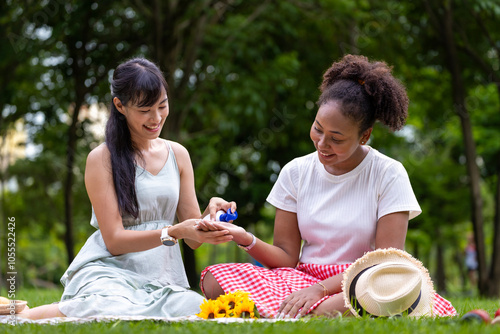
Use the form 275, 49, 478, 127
168, 140, 191, 161
86, 143, 111, 172
167, 140, 192, 175
168, 140, 188, 155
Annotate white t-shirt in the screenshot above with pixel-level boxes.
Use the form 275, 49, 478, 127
266, 147, 421, 265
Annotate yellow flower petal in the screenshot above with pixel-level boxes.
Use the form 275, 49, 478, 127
197, 299, 225, 319
199, 291, 259, 319
233, 295, 257, 319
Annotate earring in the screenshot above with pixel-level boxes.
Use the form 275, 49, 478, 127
361, 141, 365, 144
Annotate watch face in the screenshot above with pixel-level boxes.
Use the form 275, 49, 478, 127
162, 239, 176, 246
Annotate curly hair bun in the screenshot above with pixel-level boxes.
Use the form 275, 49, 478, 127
319, 54, 409, 132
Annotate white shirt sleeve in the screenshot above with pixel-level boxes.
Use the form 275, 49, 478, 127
266, 159, 299, 213
377, 161, 421, 220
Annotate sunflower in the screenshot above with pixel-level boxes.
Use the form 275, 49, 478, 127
232, 290, 251, 301
217, 291, 236, 310
215, 299, 232, 317
198, 291, 259, 319
219, 290, 250, 310
216, 293, 233, 309
196, 299, 225, 319
233, 298, 257, 319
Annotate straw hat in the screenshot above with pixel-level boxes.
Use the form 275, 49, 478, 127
342, 248, 435, 318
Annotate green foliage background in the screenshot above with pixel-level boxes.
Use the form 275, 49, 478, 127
1, 0, 499, 298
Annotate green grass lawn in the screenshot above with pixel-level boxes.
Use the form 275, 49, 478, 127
2, 288, 499, 333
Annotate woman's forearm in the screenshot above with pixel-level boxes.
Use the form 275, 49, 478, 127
317, 273, 343, 296
242, 234, 299, 269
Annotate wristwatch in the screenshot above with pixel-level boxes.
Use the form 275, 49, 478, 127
237, 232, 257, 251
161, 226, 177, 246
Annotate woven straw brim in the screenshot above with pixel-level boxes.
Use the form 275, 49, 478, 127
342, 248, 435, 318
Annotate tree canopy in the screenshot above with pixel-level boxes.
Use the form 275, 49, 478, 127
1, 0, 499, 297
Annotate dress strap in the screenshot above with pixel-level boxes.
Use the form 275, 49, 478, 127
163, 139, 172, 151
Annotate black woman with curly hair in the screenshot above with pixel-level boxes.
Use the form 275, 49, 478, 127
198, 54, 457, 319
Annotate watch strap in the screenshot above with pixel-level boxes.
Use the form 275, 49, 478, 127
161, 226, 177, 246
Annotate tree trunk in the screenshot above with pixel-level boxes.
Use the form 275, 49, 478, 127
435, 231, 446, 293
441, 2, 488, 295
181, 242, 199, 290
63, 100, 82, 264
149, 2, 215, 285
412, 242, 420, 260
0, 130, 7, 292
456, 5, 500, 298
488, 153, 500, 296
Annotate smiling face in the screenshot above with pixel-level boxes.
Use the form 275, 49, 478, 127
310, 100, 372, 175
113, 87, 169, 143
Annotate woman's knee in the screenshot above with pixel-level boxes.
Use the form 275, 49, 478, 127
202, 270, 224, 299
310, 293, 348, 318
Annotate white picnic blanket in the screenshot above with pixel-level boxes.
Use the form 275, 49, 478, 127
0, 314, 298, 325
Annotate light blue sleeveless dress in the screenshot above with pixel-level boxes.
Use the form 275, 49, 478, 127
58, 141, 204, 317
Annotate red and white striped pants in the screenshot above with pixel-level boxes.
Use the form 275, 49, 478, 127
200, 262, 457, 318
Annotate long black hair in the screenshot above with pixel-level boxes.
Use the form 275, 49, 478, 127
105, 58, 168, 218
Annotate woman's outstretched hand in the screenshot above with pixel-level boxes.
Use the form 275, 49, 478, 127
195, 220, 252, 246
276, 284, 325, 319
195, 219, 221, 232
202, 221, 253, 246
177, 219, 233, 245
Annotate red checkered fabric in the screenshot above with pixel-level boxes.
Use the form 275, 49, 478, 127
200, 262, 457, 318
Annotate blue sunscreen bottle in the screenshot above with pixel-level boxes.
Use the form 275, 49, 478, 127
203, 208, 238, 222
